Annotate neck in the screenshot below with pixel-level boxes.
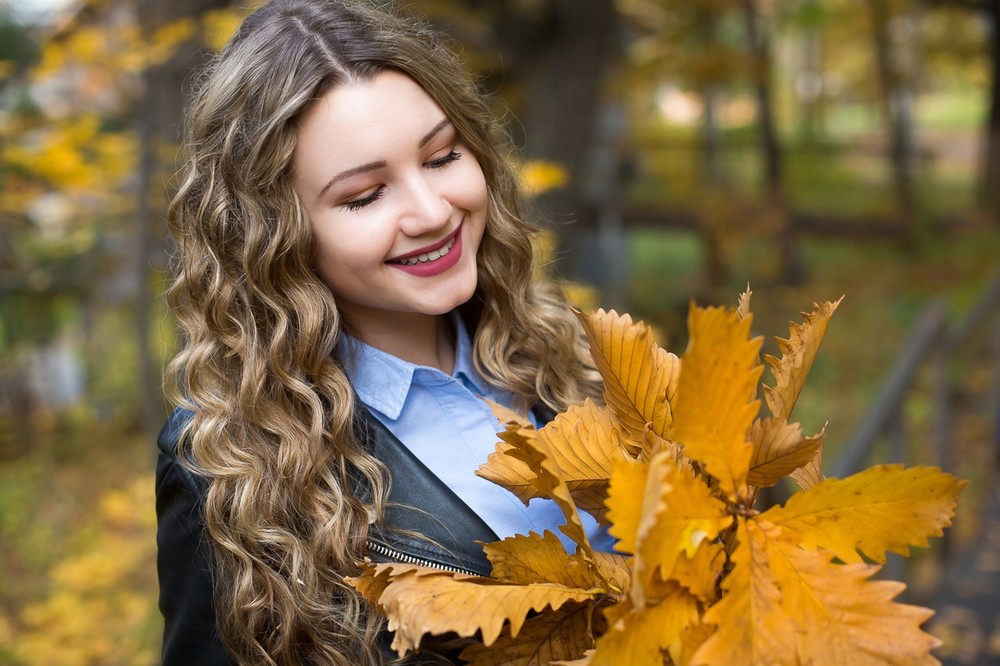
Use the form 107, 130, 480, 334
346, 312, 456, 374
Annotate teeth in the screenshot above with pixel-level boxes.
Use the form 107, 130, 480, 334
398, 236, 456, 265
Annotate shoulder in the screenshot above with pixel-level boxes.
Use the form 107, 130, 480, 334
157, 406, 194, 457
155, 406, 208, 498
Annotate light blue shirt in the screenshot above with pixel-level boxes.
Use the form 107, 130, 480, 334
338, 314, 614, 554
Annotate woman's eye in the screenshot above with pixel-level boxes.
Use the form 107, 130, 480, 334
427, 150, 462, 169
343, 187, 384, 212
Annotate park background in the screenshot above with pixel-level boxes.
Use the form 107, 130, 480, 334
1, 0, 999, 662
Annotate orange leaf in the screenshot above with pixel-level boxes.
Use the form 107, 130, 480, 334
483, 531, 600, 590
362, 563, 598, 655
747, 418, 824, 488
670, 305, 762, 499
588, 582, 701, 666
761, 464, 967, 564
763, 298, 842, 421
459, 601, 595, 666
536, 400, 631, 523
576, 309, 679, 441
694, 519, 940, 665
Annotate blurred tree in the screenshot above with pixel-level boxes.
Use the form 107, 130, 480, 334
869, 0, 920, 240
924, 0, 1000, 226
743, 0, 805, 284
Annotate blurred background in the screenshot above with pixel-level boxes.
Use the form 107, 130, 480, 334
1, 0, 998, 663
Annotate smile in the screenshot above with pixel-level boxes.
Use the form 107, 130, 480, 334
394, 235, 457, 265
386, 224, 465, 278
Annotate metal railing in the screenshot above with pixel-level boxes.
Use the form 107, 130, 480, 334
827, 267, 1000, 583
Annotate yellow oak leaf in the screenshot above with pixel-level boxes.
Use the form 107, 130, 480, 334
670, 305, 763, 499
763, 298, 842, 421
588, 582, 701, 666
480, 401, 629, 524
483, 531, 599, 590
692, 519, 795, 665
790, 446, 825, 490
485, 423, 597, 559
459, 601, 595, 666
761, 464, 967, 564
478, 422, 541, 505
536, 400, 632, 523
605, 457, 650, 559
695, 518, 940, 665
360, 563, 598, 655
668, 539, 726, 602
633, 453, 731, 595
737, 286, 752, 320
747, 418, 824, 488
575, 309, 679, 441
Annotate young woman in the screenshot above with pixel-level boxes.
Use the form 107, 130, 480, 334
156, 1, 609, 664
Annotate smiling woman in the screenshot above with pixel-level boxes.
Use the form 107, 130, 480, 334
155, 1, 607, 665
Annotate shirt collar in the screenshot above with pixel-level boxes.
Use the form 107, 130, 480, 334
337, 312, 485, 421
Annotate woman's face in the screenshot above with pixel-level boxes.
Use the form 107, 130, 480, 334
292, 70, 488, 340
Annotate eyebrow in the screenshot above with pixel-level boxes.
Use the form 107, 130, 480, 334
313, 118, 453, 203
419, 118, 451, 148
315, 160, 387, 203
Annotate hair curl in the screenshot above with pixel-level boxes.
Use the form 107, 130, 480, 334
165, 0, 601, 663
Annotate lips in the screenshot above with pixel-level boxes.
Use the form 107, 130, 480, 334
386, 223, 465, 278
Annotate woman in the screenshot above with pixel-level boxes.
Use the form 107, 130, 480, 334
156, 0, 608, 664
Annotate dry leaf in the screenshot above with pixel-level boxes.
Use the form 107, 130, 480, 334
670, 305, 763, 500
575, 309, 679, 441
459, 601, 595, 666
748, 418, 824, 488
761, 464, 968, 564
764, 298, 842, 421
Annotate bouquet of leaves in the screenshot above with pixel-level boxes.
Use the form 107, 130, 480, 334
349, 293, 966, 665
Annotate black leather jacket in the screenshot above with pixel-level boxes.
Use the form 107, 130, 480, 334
155, 404, 505, 665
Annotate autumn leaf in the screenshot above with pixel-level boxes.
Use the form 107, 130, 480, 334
694, 519, 940, 665
587, 582, 701, 666
458, 601, 595, 666
352, 563, 598, 655
353, 292, 963, 666
484, 531, 599, 589
747, 418, 824, 488
481, 420, 597, 559
575, 309, 679, 441
790, 447, 825, 491
631, 453, 731, 599
764, 298, 842, 421
477, 420, 540, 505
536, 400, 631, 523
761, 464, 967, 564
693, 520, 794, 665
670, 305, 763, 499
670, 539, 726, 602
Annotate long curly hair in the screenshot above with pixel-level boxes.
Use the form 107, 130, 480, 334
164, 0, 601, 663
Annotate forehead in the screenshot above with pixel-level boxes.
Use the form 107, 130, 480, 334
293, 71, 448, 169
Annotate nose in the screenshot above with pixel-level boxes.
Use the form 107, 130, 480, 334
398, 173, 452, 237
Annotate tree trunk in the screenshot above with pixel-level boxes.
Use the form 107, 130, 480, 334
869, 0, 919, 243
982, 0, 1000, 226
514, 0, 622, 300
743, 0, 805, 285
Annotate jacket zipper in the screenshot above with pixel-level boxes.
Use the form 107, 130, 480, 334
365, 540, 482, 577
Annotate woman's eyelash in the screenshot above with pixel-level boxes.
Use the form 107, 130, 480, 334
427, 150, 462, 169
344, 187, 384, 211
